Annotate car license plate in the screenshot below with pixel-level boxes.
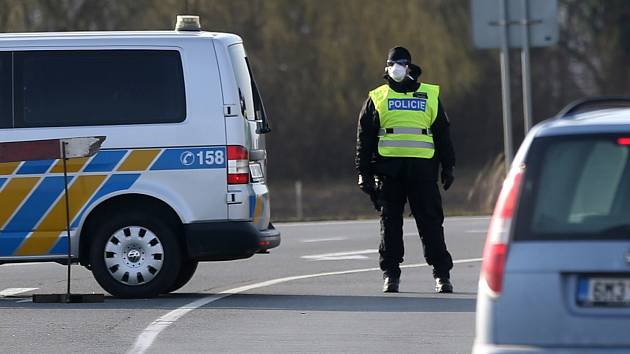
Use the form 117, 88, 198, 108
250, 162, 264, 180
577, 277, 630, 307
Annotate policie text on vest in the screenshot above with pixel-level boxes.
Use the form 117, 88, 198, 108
387, 98, 427, 112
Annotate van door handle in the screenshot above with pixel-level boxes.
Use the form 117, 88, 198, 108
249, 149, 266, 161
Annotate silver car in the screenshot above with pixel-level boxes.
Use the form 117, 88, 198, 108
474, 98, 630, 354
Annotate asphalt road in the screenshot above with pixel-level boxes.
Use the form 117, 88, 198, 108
0, 216, 489, 354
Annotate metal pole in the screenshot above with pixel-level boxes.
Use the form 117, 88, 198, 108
521, 0, 533, 134
295, 180, 303, 220
62, 142, 72, 302
499, 0, 514, 171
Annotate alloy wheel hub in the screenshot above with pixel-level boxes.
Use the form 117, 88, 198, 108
104, 226, 164, 286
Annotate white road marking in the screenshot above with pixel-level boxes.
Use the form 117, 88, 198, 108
302, 237, 348, 243
447, 216, 490, 221
278, 216, 489, 228
0, 262, 49, 267
0, 288, 38, 297
127, 257, 483, 354
279, 219, 379, 227
301, 249, 378, 261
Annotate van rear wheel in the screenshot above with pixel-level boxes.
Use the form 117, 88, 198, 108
89, 211, 182, 298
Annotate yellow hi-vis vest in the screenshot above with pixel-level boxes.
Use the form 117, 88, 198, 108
369, 83, 440, 158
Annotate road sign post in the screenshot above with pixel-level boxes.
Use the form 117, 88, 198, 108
471, 0, 558, 170
520, 0, 534, 134
499, 0, 514, 168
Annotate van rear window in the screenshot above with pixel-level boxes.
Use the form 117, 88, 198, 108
13, 50, 186, 127
0, 52, 11, 129
515, 135, 630, 240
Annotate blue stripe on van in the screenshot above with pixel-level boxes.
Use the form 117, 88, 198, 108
83, 150, 127, 172
249, 195, 256, 218
0, 176, 71, 256
49, 235, 68, 255
16, 160, 55, 175
0, 178, 6, 190
70, 173, 141, 229
150, 147, 227, 170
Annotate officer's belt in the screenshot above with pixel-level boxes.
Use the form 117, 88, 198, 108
378, 128, 432, 137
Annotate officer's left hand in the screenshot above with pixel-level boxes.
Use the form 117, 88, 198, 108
441, 167, 454, 191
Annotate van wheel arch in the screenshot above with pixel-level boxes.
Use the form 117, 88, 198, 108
79, 194, 185, 268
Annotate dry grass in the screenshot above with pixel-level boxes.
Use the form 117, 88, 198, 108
268, 157, 505, 221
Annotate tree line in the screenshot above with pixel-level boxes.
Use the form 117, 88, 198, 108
1, 0, 629, 182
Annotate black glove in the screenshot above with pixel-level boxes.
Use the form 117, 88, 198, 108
441, 167, 454, 191
358, 174, 375, 195
359, 175, 382, 211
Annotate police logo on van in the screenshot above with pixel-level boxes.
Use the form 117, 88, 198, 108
180, 151, 195, 166
151, 147, 227, 170
388, 98, 427, 112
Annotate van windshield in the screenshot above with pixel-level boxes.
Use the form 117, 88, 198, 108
516, 134, 630, 240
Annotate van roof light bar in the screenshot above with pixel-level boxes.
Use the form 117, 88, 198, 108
556, 96, 630, 119
175, 15, 201, 31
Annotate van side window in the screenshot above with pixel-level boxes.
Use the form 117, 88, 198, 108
0, 52, 11, 128
228, 44, 254, 120
13, 50, 186, 128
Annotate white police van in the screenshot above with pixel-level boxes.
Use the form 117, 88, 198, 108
0, 16, 280, 298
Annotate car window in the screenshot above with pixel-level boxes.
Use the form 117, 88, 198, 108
516, 135, 630, 240
0, 52, 11, 128
13, 50, 186, 128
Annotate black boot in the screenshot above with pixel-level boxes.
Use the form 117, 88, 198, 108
383, 276, 400, 293
435, 277, 453, 293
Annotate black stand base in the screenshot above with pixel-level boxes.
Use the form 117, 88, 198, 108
32, 293, 105, 303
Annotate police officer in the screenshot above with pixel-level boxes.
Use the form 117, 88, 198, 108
355, 46, 455, 293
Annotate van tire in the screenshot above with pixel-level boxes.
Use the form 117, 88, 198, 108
89, 211, 182, 298
162, 260, 198, 294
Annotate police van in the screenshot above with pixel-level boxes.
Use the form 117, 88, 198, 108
0, 16, 280, 298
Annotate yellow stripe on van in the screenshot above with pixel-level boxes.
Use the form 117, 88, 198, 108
117, 149, 161, 171
252, 195, 263, 224
15, 175, 106, 256
0, 162, 21, 176
49, 157, 90, 173
0, 177, 39, 228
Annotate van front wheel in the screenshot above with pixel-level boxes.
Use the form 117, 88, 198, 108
89, 212, 182, 298
162, 260, 198, 294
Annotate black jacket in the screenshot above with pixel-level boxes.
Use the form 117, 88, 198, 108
355, 77, 456, 181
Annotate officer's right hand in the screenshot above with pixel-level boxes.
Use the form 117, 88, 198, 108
358, 174, 375, 195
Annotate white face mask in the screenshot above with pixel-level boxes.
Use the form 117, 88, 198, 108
387, 63, 408, 82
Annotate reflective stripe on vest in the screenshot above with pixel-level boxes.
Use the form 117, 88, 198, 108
368, 83, 440, 159
379, 140, 435, 149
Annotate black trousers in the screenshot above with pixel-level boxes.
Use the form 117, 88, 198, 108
378, 173, 453, 280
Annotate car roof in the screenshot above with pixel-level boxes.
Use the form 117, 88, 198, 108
535, 108, 630, 137
0, 30, 243, 47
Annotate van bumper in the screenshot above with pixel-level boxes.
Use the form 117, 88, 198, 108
184, 221, 281, 261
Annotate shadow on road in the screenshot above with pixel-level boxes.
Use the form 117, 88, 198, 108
209, 293, 476, 313
0, 292, 475, 312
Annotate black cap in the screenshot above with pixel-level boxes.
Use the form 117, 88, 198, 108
387, 46, 411, 63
